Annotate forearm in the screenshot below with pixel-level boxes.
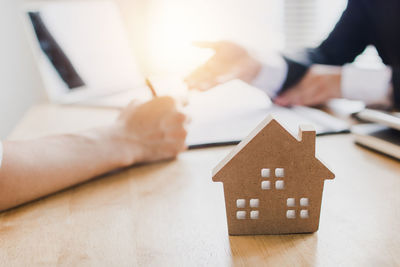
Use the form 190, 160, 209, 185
0, 96, 187, 211
0, 126, 134, 211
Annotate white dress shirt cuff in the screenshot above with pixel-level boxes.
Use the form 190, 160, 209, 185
0, 141, 3, 169
251, 54, 288, 98
341, 64, 392, 105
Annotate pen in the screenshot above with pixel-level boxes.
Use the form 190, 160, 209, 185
145, 78, 157, 98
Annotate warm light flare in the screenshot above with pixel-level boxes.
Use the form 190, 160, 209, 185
146, 1, 216, 77
143, 0, 284, 77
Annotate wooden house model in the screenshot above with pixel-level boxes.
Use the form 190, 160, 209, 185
212, 116, 335, 235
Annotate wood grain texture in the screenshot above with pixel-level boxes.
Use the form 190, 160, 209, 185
1, 104, 400, 266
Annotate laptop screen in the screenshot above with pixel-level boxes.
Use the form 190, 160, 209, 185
29, 11, 85, 90
26, 1, 144, 93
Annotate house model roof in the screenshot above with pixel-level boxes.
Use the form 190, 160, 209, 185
212, 115, 334, 181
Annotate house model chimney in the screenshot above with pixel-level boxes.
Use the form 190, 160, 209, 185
299, 124, 316, 154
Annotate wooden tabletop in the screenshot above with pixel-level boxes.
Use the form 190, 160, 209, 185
1, 104, 400, 266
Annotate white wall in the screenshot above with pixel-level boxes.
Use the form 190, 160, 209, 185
0, 0, 45, 139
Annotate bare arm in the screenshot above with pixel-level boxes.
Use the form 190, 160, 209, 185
0, 97, 187, 211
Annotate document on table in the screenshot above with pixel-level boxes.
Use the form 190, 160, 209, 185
184, 80, 349, 148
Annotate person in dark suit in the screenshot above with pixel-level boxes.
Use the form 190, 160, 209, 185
185, 0, 400, 109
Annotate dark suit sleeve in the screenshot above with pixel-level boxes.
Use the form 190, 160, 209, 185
280, 0, 372, 91
392, 68, 400, 109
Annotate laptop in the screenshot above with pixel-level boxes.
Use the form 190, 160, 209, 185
352, 109, 400, 159
22, 0, 157, 107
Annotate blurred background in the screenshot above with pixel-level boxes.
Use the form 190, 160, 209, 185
0, 0, 380, 138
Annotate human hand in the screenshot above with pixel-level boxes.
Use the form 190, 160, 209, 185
274, 65, 342, 107
112, 97, 188, 165
185, 41, 261, 91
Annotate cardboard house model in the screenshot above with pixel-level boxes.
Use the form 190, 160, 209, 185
212, 116, 335, 235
